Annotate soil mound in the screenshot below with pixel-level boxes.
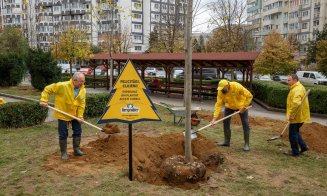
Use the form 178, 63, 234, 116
197, 112, 327, 153
44, 133, 224, 189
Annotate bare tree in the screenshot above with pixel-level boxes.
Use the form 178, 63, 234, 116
208, 0, 254, 52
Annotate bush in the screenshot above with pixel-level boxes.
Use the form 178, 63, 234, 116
252, 80, 327, 114
0, 102, 48, 128
27, 49, 62, 90
84, 93, 111, 118
0, 54, 25, 86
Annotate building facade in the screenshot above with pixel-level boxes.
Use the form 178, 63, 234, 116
247, 0, 327, 57
0, 0, 186, 53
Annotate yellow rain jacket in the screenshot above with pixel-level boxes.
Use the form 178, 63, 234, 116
213, 82, 253, 118
0, 98, 5, 105
286, 81, 310, 123
40, 79, 86, 121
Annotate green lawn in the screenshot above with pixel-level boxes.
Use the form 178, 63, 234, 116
0, 104, 326, 195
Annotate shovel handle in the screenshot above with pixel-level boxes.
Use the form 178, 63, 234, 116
198, 105, 252, 132
47, 105, 103, 131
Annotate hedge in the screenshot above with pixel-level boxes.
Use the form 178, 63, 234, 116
84, 93, 111, 118
0, 102, 48, 128
252, 80, 327, 114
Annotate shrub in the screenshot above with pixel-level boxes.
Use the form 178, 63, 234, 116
252, 80, 327, 114
27, 49, 62, 90
0, 54, 25, 86
0, 102, 48, 128
84, 93, 111, 118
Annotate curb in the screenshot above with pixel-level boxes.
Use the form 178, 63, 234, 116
253, 98, 327, 118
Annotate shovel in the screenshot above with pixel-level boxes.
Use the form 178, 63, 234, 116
184, 105, 253, 139
267, 89, 310, 141
46, 105, 106, 138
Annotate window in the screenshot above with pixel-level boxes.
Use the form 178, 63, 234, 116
302, 10, 309, 17
303, 73, 309, 78
133, 13, 141, 19
134, 2, 141, 9
302, 23, 307, 29
313, 20, 319, 26
134, 35, 142, 40
135, 46, 142, 51
154, 3, 159, 9
134, 24, 141, 30
310, 73, 316, 79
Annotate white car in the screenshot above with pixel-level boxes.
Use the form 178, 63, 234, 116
156, 70, 166, 78
259, 75, 272, 81
296, 71, 327, 85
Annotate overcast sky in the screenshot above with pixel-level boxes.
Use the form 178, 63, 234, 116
192, 0, 214, 33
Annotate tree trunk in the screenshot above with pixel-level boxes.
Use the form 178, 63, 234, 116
184, 0, 193, 163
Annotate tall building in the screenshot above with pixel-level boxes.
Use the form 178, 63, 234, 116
0, 0, 186, 53
118, 0, 187, 53
0, 0, 36, 46
247, 0, 327, 57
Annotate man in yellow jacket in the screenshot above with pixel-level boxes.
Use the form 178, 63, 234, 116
285, 74, 310, 156
211, 79, 253, 151
40, 72, 86, 160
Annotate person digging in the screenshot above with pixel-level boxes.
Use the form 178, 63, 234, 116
40, 72, 86, 160
210, 79, 253, 151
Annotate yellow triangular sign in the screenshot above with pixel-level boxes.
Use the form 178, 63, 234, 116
98, 59, 161, 124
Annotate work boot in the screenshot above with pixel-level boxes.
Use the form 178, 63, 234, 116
59, 140, 68, 160
219, 129, 231, 147
243, 129, 250, 151
73, 137, 85, 156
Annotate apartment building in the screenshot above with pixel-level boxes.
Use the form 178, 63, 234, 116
118, 0, 187, 53
247, 0, 327, 57
0, 0, 186, 53
0, 0, 36, 46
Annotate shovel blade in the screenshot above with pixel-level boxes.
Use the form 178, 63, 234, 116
267, 135, 280, 141
183, 129, 198, 140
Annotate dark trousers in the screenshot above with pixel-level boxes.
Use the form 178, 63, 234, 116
289, 123, 307, 155
58, 119, 82, 140
223, 107, 250, 139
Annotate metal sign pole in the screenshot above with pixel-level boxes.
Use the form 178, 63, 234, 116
128, 123, 133, 181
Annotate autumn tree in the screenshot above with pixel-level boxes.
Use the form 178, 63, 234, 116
306, 24, 327, 64
316, 40, 327, 76
207, 0, 254, 52
51, 28, 92, 76
254, 31, 296, 75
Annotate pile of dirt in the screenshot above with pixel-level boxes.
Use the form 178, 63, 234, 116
44, 133, 224, 189
102, 123, 120, 134
197, 112, 327, 153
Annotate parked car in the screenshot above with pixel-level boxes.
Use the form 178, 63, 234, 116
176, 68, 218, 80
79, 68, 92, 75
172, 68, 184, 79
258, 75, 272, 81
272, 75, 288, 82
155, 70, 166, 78
296, 71, 327, 85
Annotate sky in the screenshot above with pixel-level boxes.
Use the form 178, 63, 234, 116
192, 0, 215, 33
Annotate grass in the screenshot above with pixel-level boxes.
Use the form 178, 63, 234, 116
0, 87, 326, 195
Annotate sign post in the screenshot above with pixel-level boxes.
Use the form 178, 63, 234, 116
98, 59, 161, 181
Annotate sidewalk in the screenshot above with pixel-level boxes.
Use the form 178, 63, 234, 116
86, 87, 327, 126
